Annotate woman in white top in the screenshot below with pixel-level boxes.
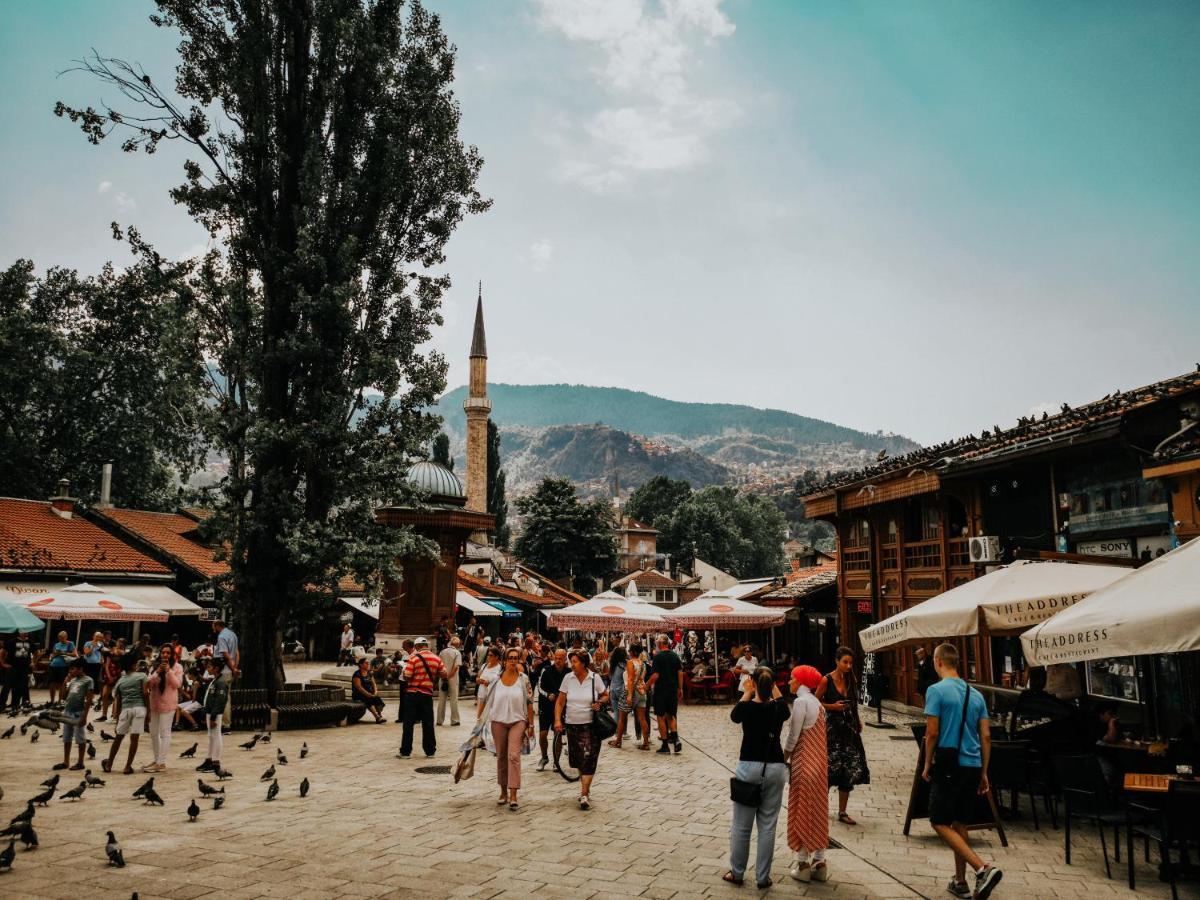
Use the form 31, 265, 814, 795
553, 650, 609, 810
476, 647, 533, 810
476, 645, 504, 697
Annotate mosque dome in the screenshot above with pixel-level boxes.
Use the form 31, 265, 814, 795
406, 460, 466, 505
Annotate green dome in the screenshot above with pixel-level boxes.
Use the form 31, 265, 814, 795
407, 460, 465, 503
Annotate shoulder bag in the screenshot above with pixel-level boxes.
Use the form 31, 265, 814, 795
591, 674, 617, 740
729, 701, 776, 807
932, 680, 974, 776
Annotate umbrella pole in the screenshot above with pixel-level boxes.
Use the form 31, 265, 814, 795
75, 619, 82, 648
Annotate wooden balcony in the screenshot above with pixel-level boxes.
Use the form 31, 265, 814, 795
902, 540, 942, 570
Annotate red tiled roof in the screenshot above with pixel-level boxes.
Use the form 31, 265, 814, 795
512, 563, 586, 604
457, 571, 566, 608
617, 518, 658, 533
93, 507, 229, 580
611, 569, 682, 590
0, 498, 171, 576
678, 588, 703, 604
760, 564, 838, 606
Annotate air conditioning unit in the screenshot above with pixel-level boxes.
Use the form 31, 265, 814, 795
968, 535, 1001, 564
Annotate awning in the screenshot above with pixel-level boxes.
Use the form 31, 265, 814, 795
482, 599, 523, 617
339, 596, 380, 620
0, 579, 198, 617
456, 591, 500, 617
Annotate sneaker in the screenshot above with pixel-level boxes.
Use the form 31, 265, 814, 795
673, 739, 682, 754
973, 866, 1002, 900
789, 860, 811, 883
812, 862, 828, 883
579, 795, 590, 810
947, 879, 971, 898
196, 760, 215, 773
396, 753, 410, 759
537, 757, 548, 772
656, 743, 672, 754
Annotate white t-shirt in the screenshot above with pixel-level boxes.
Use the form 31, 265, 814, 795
735, 655, 758, 690
488, 674, 531, 725
340, 629, 354, 650
478, 662, 502, 690
560, 671, 605, 725
439, 646, 462, 678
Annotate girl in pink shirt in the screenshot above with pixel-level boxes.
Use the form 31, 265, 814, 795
144, 644, 184, 773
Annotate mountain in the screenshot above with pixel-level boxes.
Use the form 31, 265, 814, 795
435, 384, 919, 495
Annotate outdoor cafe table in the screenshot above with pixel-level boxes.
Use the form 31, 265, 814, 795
1123, 772, 1180, 794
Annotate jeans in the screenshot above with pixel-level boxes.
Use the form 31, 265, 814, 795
729, 760, 788, 885
400, 692, 436, 757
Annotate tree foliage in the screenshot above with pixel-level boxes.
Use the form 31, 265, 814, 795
487, 419, 509, 548
0, 240, 206, 510
430, 432, 453, 470
513, 478, 616, 583
58, 0, 488, 691
667, 486, 787, 578
774, 469, 836, 550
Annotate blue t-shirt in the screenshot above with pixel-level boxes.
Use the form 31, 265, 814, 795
215, 627, 239, 674
83, 640, 104, 664
51, 641, 75, 667
924, 677, 988, 767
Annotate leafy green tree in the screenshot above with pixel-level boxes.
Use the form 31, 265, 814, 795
514, 478, 616, 583
625, 475, 692, 529
58, 0, 488, 692
487, 419, 509, 548
666, 486, 786, 578
431, 432, 454, 471
0, 244, 205, 510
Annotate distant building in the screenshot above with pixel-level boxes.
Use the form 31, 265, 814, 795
691, 557, 738, 593
611, 568, 686, 606
782, 539, 836, 570
614, 515, 660, 573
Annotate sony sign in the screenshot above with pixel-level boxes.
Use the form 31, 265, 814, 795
1076, 538, 1133, 558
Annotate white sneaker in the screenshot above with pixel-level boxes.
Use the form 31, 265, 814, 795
812, 861, 829, 882
789, 860, 811, 882
537, 757, 548, 772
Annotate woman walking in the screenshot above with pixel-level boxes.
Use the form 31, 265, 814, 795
606, 644, 627, 747
554, 650, 609, 810
726, 667, 790, 889
785, 665, 830, 883
616, 642, 650, 750
352, 657, 387, 723
816, 646, 870, 825
477, 647, 534, 810
476, 645, 504, 696
145, 643, 183, 773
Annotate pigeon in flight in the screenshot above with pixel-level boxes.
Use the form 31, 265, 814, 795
265, 778, 279, 802
84, 769, 106, 788
179, 743, 198, 759
132, 777, 154, 799
299, 777, 310, 798
187, 798, 200, 822
197, 779, 224, 796
260, 764, 275, 782
105, 831, 126, 867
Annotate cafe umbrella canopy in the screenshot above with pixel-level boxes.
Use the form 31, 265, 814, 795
0, 596, 47, 633
857, 559, 1130, 653
544, 590, 666, 633
663, 591, 786, 678
1021, 538, 1200, 666
15, 582, 169, 623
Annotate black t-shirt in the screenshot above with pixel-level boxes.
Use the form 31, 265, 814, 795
538, 664, 567, 697
651, 650, 681, 695
730, 697, 790, 764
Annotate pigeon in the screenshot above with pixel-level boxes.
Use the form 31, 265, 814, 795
29, 730, 39, 743
299, 777, 310, 798
142, 787, 164, 806
8, 803, 34, 826
100, 730, 114, 742
40, 774, 60, 790
86, 722, 95, 732
260, 732, 271, 744
15, 823, 36, 851
197, 779, 223, 797
238, 736, 260, 751
214, 765, 233, 781
0, 838, 14, 871
179, 743, 198, 759
0, 725, 13, 739
132, 777, 154, 799
212, 795, 225, 810
260, 764, 275, 782
60, 782, 87, 801
86, 741, 96, 759
84, 769, 106, 788
18, 723, 26, 736
30, 786, 55, 806
276, 749, 288, 765
265, 778, 279, 802
105, 830, 125, 867
300, 742, 308, 759
187, 798, 200, 822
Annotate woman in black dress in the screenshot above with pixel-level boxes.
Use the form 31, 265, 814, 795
816, 646, 870, 824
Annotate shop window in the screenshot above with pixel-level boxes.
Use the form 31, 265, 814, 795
1086, 657, 1139, 702
845, 519, 870, 548
1071, 493, 1089, 515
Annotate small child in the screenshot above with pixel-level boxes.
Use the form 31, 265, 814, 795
52, 657, 94, 771
103, 652, 149, 774
196, 658, 229, 774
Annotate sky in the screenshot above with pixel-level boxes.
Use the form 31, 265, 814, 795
2, 0, 1198, 445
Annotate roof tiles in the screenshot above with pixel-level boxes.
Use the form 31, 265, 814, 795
93, 507, 229, 579
0, 498, 170, 576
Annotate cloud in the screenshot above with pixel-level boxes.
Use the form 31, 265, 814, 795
533, 0, 737, 191
97, 181, 112, 194
114, 191, 137, 213
527, 238, 554, 272
1027, 401, 1059, 419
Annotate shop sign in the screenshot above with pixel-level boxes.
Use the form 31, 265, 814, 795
855, 600, 873, 614
1135, 535, 1173, 558
1075, 538, 1133, 558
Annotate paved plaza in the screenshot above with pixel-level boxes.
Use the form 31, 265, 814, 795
0, 669, 1177, 899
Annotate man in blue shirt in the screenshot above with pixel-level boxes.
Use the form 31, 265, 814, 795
921, 643, 1002, 900
49, 631, 76, 706
211, 619, 240, 730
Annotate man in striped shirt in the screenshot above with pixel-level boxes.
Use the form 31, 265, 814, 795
398, 637, 444, 758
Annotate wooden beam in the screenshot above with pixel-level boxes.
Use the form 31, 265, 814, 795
1142, 458, 1200, 479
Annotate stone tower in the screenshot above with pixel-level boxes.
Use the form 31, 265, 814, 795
464, 284, 490, 542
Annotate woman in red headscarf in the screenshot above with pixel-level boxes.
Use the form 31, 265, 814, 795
783, 665, 830, 883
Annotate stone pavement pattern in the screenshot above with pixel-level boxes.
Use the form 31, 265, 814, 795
0, 674, 1175, 900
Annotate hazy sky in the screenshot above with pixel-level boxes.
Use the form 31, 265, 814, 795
2, 1, 1198, 444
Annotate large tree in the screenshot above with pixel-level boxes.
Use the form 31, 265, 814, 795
58, 0, 489, 691
513, 478, 616, 584
430, 432, 454, 470
0, 243, 205, 510
486, 419, 509, 548
624, 474, 692, 561
666, 486, 787, 578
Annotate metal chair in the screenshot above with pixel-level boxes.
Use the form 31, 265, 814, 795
1052, 754, 1126, 879
989, 740, 1043, 829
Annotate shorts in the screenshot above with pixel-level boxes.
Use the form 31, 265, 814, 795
116, 706, 147, 736
179, 700, 203, 714
47, 667, 68, 685
538, 696, 557, 731
928, 764, 983, 826
60, 714, 86, 745
652, 690, 678, 719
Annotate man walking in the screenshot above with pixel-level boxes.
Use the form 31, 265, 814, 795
535, 648, 568, 771
399, 637, 444, 758
646, 635, 683, 754
921, 643, 1002, 900
338, 623, 355, 666
437, 636, 463, 726
462, 616, 480, 658
212, 619, 239, 731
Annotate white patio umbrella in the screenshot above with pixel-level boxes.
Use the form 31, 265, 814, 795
624, 578, 639, 599
858, 559, 1130, 653
1022, 538, 1200, 666
544, 590, 666, 633
16, 583, 169, 623
663, 591, 786, 679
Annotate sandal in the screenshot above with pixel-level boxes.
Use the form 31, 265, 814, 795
722, 871, 744, 886
838, 812, 857, 825
607, 740, 622, 748
123, 766, 134, 775
756, 879, 773, 889
100, 759, 112, 773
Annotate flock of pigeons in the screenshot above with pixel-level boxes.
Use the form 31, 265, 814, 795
0, 702, 312, 877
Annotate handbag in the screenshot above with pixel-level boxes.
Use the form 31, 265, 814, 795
729, 704, 774, 807
932, 679, 974, 776
591, 675, 618, 740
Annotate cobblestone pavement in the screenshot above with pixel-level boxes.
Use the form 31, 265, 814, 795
0, 675, 1176, 899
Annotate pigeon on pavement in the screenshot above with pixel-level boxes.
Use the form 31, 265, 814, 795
277, 749, 288, 765
179, 743, 198, 759
100, 731, 114, 742
86, 741, 97, 759
187, 798, 200, 822
0, 837, 14, 871
260, 732, 271, 744
40, 774, 60, 790
15, 823, 36, 851
60, 782, 86, 801
142, 787, 165, 806
84, 769, 106, 788
8, 803, 34, 826
132, 777, 154, 799
260, 764, 275, 781
238, 735, 260, 750
214, 765, 233, 781
197, 779, 223, 796
300, 742, 308, 759
265, 778, 279, 801
212, 795, 225, 810
30, 786, 55, 806
29, 730, 39, 743
299, 777, 310, 798
0, 725, 14, 740
105, 831, 125, 867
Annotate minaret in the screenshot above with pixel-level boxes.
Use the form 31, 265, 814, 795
464, 283, 491, 542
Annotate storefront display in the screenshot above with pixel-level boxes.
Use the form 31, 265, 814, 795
1085, 655, 1139, 701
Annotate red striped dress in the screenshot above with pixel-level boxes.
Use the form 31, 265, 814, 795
788, 701, 829, 854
